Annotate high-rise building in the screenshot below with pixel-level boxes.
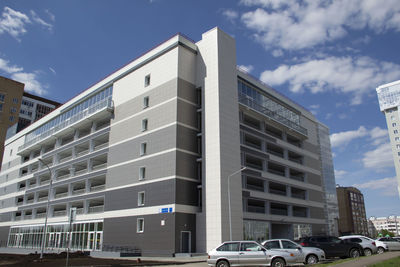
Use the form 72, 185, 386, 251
336, 186, 369, 236
376, 80, 400, 199
0, 28, 333, 256
0, 76, 24, 168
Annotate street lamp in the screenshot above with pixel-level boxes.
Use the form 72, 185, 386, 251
228, 167, 247, 241
38, 158, 53, 259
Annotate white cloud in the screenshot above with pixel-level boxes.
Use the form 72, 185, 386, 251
30, 10, 53, 31
334, 169, 347, 179
240, 0, 400, 51
0, 58, 23, 73
222, 9, 238, 23
45, 9, 55, 22
308, 104, 319, 115
353, 177, 398, 196
271, 49, 283, 57
0, 56, 46, 95
49, 67, 56, 75
238, 64, 254, 73
369, 127, 389, 146
11, 72, 47, 95
330, 126, 368, 148
362, 142, 394, 170
0, 6, 31, 40
259, 56, 400, 105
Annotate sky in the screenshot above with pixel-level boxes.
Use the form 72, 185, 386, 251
1, 0, 400, 218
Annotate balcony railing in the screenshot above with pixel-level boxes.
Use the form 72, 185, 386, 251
18, 98, 113, 152
53, 210, 67, 217
36, 213, 47, 218
75, 208, 84, 214
247, 206, 265, 214
92, 163, 107, 171
55, 192, 68, 199
238, 93, 307, 136
38, 196, 48, 202
88, 205, 104, 213
56, 174, 70, 181
72, 189, 85, 195
90, 184, 105, 192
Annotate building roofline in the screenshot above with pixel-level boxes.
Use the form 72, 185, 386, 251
5, 32, 197, 145
23, 92, 61, 107
0, 75, 25, 87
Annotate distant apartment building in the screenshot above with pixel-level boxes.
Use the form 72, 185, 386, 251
15, 92, 61, 133
0, 76, 24, 167
0, 28, 335, 256
369, 216, 400, 236
376, 80, 400, 198
0, 76, 60, 169
336, 186, 369, 236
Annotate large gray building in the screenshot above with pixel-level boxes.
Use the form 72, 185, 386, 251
0, 28, 335, 256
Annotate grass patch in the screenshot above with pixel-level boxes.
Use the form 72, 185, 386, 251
369, 256, 400, 267
314, 256, 366, 266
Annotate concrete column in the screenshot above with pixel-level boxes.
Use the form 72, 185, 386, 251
91, 121, 97, 133
85, 179, 91, 193
74, 129, 79, 140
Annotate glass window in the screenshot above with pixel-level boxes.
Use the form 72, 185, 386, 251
240, 242, 263, 251
9, 116, 14, 122
217, 242, 240, 252
264, 241, 280, 249
281, 240, 299, 249
143, 96, 149, 108
145, 74, 151, 87
137, 218, 144, 233
394, 130, 398, 134
139, 167, 146, 180
393, 123, 397, 127
0, 103, 3, 111
0, 93, 5, 102
138, 191, 145, 206
140, 142, 147, 156
13, 98, 18, 104
142, 119, 148, 131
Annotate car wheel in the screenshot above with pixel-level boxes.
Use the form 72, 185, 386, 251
216, 260, 230, 267
271, 258, 285, 267
349, 248, 360, 258
377, 247, 385, 254
305, 254, 318, 265
364, 248, 372, 256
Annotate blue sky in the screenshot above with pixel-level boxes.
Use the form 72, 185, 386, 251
1, 0, 400, 217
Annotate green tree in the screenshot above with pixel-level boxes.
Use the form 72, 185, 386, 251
378, 229, 395, 237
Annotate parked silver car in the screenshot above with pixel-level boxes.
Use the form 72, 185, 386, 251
207, 241, 298, 267
376, 237, 400, 251
339, 236, 377, 256
262, 239, 325, 264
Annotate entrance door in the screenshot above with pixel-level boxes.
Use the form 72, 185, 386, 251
95, 232, 102, 251
15, 233, 23, 247
181, 231, 191, 253
87, 232, 95, 250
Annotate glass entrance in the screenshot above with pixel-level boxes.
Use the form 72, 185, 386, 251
95, 232, 102, 251
87, 232, 95, 250
181, 231, 191, 253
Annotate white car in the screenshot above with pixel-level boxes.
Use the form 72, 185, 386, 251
376, 237, 400, 251
207, 240, 299, 267
262, 239, 325, 265
341, 235, 387, 254
339, 236, 377, 256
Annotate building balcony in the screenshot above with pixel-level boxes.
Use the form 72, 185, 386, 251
238, 92, 307, 137
18, 98, 113, 155
88, 205, 104, 213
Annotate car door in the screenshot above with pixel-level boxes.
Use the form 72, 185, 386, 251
329, 236, 347, 257
312, 237, 332, 257
215, 242, 240, 265
238, 241, 269, 266
281, 240, 303, 263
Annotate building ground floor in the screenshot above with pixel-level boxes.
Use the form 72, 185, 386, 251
0, 213, 326, 256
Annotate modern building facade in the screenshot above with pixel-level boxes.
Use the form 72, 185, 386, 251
0, 76, 24, 168
317, 123, 339, 236
0, 28, 332, 256
369, 216, 400, 236
376, 80, 400, 199
336, 186, 368, 236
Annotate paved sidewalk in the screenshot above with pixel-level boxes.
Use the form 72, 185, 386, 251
326, 251, 400, 267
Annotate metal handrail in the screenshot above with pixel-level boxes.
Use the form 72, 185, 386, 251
238, 93, 307, 136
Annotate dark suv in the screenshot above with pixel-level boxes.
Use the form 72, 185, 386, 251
298, 236, 364, 258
